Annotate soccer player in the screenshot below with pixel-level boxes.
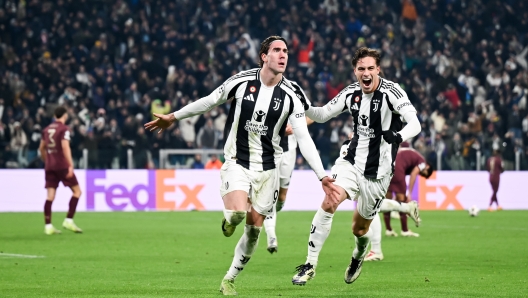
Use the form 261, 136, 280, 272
486, 149, 504, 211
39, 106, 83, 235
292, 47, 421, 285
365, 147, 433, 261
382, 147, 433, 238
144, 36, 339, 296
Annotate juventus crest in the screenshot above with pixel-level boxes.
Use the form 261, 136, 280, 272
273, 98, 281, 111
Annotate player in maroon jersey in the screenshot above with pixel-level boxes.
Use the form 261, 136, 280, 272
486, 150, 504, 211
384, 147, 433, 237
39, 106, 83, 235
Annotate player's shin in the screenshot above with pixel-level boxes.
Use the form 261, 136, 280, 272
264, 205, 278, 252
224, 225, 261, 280
223, 209, 246, 226
44, 200, 53, 224
66, 196, 79, 219
352, 228, 372, 260
369, 215, 382, 255
306, 208, 334, 267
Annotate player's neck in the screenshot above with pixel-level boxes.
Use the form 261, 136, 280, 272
55, 119, 65, 124
260, 67, 283, 87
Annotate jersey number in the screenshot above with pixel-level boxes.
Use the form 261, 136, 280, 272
373, 198, 383, 210
48, 128, 56, 148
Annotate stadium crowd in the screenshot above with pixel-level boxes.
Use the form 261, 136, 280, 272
0, 0, 527, 170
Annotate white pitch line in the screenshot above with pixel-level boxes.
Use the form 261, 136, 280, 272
426, 225, 528, 231
0, 253, 45, 258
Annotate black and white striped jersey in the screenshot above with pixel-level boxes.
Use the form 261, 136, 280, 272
305, 77, 417, 179
173, 68, 323, 176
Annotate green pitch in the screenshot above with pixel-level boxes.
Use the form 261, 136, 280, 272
1, 211, 527, 297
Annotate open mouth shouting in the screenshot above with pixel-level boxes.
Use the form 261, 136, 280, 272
362, 77, 372, 88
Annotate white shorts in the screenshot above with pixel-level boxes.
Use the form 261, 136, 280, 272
279, 149, 296, 189
331, 159, 392, 220
219, 160, 279, 216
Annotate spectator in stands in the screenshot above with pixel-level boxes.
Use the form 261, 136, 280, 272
0, 0, 526, 170
191, 154, 205, 169
205, 154, 223, 170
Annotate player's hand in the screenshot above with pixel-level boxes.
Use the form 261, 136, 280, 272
285, 124, 293, 136
144, 113, 176, 134
321, 176, 340, 204
381, 130, 403, 144
66, 167, 74, 178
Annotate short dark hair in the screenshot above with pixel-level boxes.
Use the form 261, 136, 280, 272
351, 47, 381, 68
54, 106, 67, 119
423, 162, 435, 179
259, 36, 288, 67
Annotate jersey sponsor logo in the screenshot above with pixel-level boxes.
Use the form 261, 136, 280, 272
253, 110, 266, 122
250, 86, 257, 93
244, 94, 255, 102
357, 115, 375, 138
351, 103, 359, 110
359, 115, 369, 126
273, 98, 282, 111
245, 110, 268, 135
396, 102, 411, 111
295, 112, 304, 118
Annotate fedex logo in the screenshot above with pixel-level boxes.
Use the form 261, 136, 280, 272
86, 170, 205, 211
418, 172, 464, 210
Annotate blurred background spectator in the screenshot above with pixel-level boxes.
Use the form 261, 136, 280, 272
0, 0, 526, 170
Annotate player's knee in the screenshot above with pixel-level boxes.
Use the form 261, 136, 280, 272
352, 223, 368, 237
74, 189, 82, 198
223, 209, 246, 226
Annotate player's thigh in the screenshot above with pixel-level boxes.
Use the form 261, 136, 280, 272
61, 170, 79, 189
356, 174, 392, 220
279, 149, 296, 189
220, 161, 251, 210
247, 167, 279, 217
44, 170, 60, 189
330, 160, 360, 200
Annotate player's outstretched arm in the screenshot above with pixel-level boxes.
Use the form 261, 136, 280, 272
144, 113, 177, 134
305, 98, 346, 123
291, 117, 340, 203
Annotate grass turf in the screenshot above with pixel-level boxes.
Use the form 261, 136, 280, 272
1, 211, 527, 297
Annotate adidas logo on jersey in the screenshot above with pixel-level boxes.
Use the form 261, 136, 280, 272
351, 103, 359, 110
244, 94, 255, 101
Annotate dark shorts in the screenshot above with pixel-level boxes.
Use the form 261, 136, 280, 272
388, 175, 406, 195
45, 169, 79, 189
